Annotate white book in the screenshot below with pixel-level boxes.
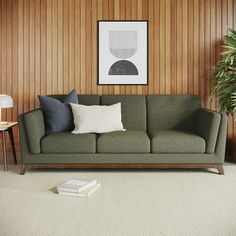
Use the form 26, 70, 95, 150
58, 183, 101, 198
57, 179, 97, 193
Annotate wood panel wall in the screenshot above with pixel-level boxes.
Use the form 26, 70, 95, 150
0, 0, 236, 160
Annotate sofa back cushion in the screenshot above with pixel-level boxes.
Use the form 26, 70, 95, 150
147, 95, 201, 132
78, 95, 100, 105
101, 95, 146, 130
48, 94, 100, 106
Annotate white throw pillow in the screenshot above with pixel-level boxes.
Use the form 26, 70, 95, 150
70, 102, 126, 134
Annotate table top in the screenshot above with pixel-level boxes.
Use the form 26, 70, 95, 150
0, 122, 18, 131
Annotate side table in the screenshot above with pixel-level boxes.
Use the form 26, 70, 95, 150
0, 122, 17, 171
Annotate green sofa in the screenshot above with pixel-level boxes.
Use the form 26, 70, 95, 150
18, 95, 227, 175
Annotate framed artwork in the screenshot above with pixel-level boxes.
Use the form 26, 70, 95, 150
98, 20, 148, 85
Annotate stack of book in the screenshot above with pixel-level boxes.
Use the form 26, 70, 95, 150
57, 179, 101, 198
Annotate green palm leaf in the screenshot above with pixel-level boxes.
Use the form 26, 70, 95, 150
211, 28, 236, 113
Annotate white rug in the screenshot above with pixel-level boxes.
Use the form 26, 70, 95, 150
0, 165, 236, 236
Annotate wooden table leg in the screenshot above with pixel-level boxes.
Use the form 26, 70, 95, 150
2, 131, 7, 171
8, 128, 17, 164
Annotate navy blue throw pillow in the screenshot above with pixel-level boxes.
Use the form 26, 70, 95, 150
38, 89, 78, 134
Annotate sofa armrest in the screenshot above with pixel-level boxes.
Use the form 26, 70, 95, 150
196, 108, 221, 154
20, 109, 45, 154
18, 114, 30, 160
215, 113, 227, 162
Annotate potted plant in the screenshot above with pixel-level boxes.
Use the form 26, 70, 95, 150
211, 28, 236, 114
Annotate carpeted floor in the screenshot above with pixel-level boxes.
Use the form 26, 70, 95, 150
0, 165, 236, 236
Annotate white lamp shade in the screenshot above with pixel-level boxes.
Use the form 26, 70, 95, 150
0, 95, 13, 108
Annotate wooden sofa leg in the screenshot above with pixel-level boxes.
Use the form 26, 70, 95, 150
217, 165, 224, 175
20, 164, 26, 175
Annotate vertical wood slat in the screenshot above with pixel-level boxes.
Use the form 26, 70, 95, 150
165, 0, 171, 94
153, 0, 160, 94
204, 0, 211, 108
85, 0, 92, 94
23, 0, 30, 113
182, 0, 188, 94
176, 0, 182, 94
187, 0, 193, 95
35, 0, 41, 107
170, 0, 177, 94
210, 0, 216, 110
148, 0, 153, 95
160, 0, 165, 94
136, 0, 142, 95
6, 0, 13, 121
80, 0, 86, 93
91, 0, 97, 94
1, 0, 7, 121
40, 0, 47, 96
46, 0, 52, 95
75, 0, 81, 93
0, 1, 2, 110
69, 0, 75, 91
17, 0, 24, 116
52, 0, 58, 93
29, 0, 35, 111
97, 0, 103, 95
141, 0, 148, 95
0, 1, 1, 102
63, 0, 69, 93
193, 0, 199, 96
12, 0, 18, 143
57, 0, 64, 94
199, 0, 205, 106
0, 0, 236, 159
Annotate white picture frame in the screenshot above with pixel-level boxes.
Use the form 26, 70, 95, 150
98, 20, 148, 85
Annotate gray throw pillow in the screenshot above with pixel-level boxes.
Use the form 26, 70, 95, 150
38, 89, 78, 134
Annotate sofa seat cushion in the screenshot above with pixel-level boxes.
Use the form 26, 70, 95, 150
149, 130, 205, 153
41, 132, 97, 154
97, 131, 150, 153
